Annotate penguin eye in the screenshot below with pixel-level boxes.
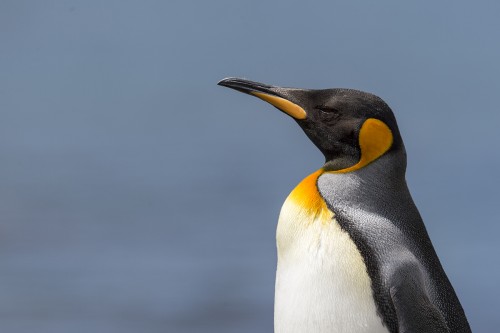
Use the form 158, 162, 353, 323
316, 106, 340, 114
316, 106, 341, 120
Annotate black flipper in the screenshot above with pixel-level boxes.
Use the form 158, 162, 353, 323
389, 265, 450, 333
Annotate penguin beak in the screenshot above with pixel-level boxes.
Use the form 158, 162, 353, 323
218, 77, 307, 120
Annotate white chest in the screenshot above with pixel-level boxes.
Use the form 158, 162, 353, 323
274, 171, 389, 333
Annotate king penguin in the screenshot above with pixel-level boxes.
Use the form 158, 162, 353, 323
218, 78, 471, 333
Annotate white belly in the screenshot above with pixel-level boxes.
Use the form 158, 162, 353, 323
275, 182, 389, 333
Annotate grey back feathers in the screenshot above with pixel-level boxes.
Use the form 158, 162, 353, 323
318, 153, 471, 333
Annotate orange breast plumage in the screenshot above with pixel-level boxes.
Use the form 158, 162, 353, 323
283, 169, 333, 224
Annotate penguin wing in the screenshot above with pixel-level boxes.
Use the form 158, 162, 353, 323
389, 263, 450, 333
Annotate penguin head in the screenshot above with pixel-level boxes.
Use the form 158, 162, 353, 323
218, 78, 406, 174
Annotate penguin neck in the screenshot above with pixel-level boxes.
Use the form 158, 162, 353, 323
320, 150, 411, 213
324, 147, 407, 182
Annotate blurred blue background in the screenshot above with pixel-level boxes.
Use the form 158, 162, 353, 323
1, 1, 498, 332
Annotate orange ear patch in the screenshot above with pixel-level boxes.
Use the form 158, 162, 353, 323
334, 118, 393, 173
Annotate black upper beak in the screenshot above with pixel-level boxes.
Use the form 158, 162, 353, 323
217, 77, 308, 120
217, 77, 279, 96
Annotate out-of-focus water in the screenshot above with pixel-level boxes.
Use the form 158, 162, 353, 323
1, 1, 499, 332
